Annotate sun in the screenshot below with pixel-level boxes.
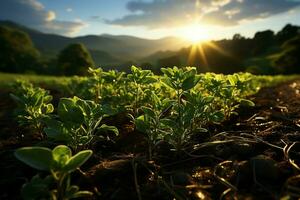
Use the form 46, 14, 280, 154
179, 24, 211, 43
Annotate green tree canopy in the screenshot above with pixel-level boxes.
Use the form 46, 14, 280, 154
57, 43, 94, 76
252, 30, 275, 55
276, 24, 300, 44
0, 25, 40, 73
273, 35, 300, 74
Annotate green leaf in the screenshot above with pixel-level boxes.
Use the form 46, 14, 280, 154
42, 104, 54, 114
98, 124, 119, 136
161, 77, 176, 90
44, 119, 70, 141
58, 98, 84, 124
143, 77, 156, 84
160, 118, 177, 128
15, 147, 53, 171
142, 106, 156, 119
204, 96, 214, 103
161, 68, 173, 77
211, 111, 225, 122
182, 75, 200, 90
63, 150, 93, 172
33, 93, 43, 107
135, 115, 148, 133
228, 75, 238, 85
240, 99, 255, 107
183, 68, 196, 78
52, 145, 72, 166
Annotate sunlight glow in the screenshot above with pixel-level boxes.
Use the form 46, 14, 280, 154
180, 24, 211, 43
188, 42, 209, 68
187, 40, 233, 72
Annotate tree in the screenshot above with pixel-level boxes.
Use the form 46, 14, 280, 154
57, 43, 94, 76
273, 35, 300, 74
276, 24, 300, 44
252, 30, 275, 55
0, 25, 40, 73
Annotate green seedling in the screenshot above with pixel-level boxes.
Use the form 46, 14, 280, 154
15, 145, 93, 200
160, 67, 201, 152
203, 73, 255, 119
127, 65, 156, 116
44, 96, 118, 151
10, 81, 54, 138
134, 92, 173, 160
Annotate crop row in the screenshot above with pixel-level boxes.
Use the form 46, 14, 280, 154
10, 66, 290, 199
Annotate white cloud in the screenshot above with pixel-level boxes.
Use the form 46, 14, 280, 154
0, 0, 85, 35
66, 8, 73, 12
106, 0, 300, 28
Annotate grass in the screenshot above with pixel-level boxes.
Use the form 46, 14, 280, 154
0, 72, 72, 90
1, 71, 299, 92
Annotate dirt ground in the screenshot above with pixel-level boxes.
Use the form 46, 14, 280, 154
0, 80, 299, 200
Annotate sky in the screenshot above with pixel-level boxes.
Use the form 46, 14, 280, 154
0, 0, 300, 41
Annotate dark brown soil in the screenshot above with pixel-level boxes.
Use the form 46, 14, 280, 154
0, 80, 299, 200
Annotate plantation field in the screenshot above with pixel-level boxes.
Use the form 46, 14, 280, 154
0, 67, 300, 200
0, 72, 72, 90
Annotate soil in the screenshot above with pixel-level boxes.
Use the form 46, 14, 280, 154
0, 80, 299, 200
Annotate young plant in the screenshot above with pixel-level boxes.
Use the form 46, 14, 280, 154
160, 67, 201, 152
185, 91, 224, 131
134, 92, 172, 160
15, 145, 93, 200
203, 73, 255, 119
127, 66, 156, 116
44, 96, 118, 151
88, 67, 105, 103
10, 81, 54, 138
221, 74, 255, 118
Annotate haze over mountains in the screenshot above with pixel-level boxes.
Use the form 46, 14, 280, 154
1, 20, 299, 75
0, 20, 190, 67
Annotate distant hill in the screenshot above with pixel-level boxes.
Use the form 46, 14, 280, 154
140, 24, 300, 74
0, 20, 190, 66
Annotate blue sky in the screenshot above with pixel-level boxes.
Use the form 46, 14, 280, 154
0, 0, 300, 40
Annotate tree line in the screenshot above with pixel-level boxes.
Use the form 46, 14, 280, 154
152, 24, 300, 75
0, 24, 299, 76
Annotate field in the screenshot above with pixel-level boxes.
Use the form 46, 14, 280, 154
0, 67, 300, 200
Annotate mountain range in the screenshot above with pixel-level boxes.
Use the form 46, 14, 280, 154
0, 20, 190, 67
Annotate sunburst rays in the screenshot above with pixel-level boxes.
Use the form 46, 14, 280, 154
187, 41, 234, 72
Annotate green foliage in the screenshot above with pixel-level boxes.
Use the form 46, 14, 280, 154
44, 96, 118, 151
10, 81, 53, 137
15, 145, 93, 199
87, 67, 126, 105
273, 35, 300, 74
127, 66, 157, 116
134, 92, 173, 159
160, 67, 201, 151
0, 25, 40, 73
21, 175, 53, 200
57, 43, 94, 76
276, 24, 300, 44
203, 73, 256, 118
9, 67, 295, 158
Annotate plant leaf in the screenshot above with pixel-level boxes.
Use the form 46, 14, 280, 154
182, 75, 200, 91
98, 124, 119, 136
240, 99, 255, 107
52, 145, 72, 166
63, 150, 93, 172
15, 147, 53, 171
